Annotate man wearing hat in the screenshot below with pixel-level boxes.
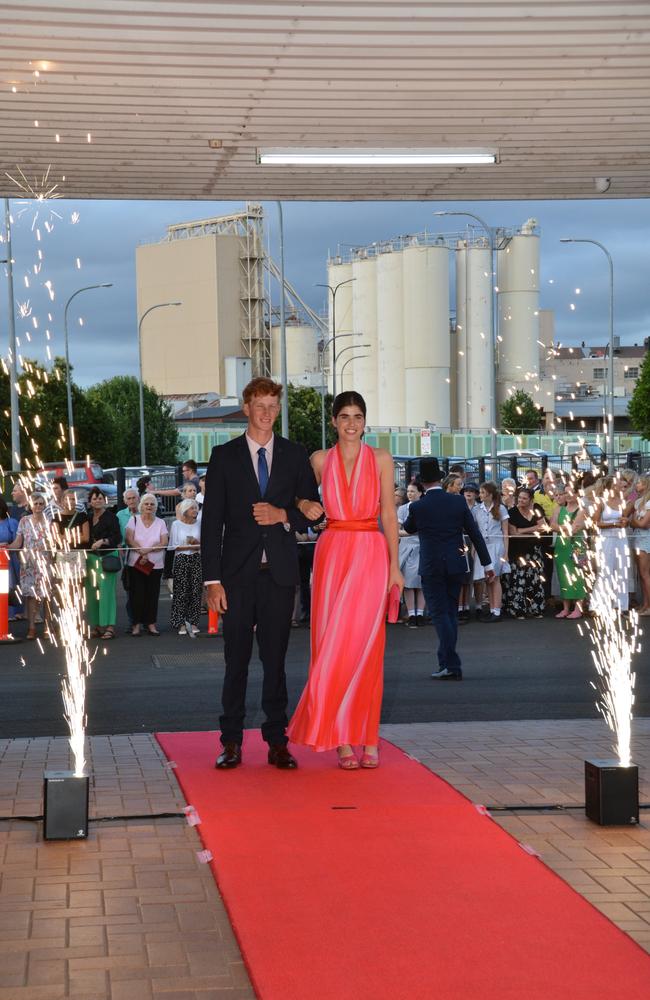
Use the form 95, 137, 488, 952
403, 458, 494, 680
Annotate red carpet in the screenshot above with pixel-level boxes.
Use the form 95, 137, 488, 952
156, 731, 650, 1000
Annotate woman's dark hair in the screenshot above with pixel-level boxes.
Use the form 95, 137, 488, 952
409, 481, 425, 496
136, 476, 151, 495
516, 487, 533, 501
87, 486, 105, 501
0, 497, 8, 520
53, 475, 68, 491
332, 391, 366, 419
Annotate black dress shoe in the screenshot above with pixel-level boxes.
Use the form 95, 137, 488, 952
215, 743, 242, 769
268, 745, 298, 769
431, 668, 463, 681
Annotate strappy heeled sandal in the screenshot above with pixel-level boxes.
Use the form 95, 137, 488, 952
337, 748, 360, 770
360, 750, 380, 769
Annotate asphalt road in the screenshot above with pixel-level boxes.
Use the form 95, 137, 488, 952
2, 594, 647, 738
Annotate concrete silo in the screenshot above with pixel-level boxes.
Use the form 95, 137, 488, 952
271, 322, 320, 386
496, 220, 540, 402
326, 260, 354, 395
376, 250, 406, 426
402, 244, 450, 428
350, 254, 378, 417
455, 239, 492, 432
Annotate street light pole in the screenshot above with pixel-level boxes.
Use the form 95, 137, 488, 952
335, 343, 371, 389
63, 283, 113, 461
434, 210, 497, 464
318, 331, 357, 450
3, 198, 20, 469
137, 301, 182, 466
560, 238, 615, 468
340, 353, 369, 380
276, 202, 289, 437
316, 278, 355, 399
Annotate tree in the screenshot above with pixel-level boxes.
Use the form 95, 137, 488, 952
499, 389, 544, 433
274, 384, 335, 454
628, 353, 650, 438
85, 375, 179, 466
0, 357, 113, 470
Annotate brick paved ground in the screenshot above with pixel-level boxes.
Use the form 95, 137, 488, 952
0, 734, 254, 999
1, 722, 649, 997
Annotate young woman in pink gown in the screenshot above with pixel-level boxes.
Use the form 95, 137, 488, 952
287, 392, 403, 769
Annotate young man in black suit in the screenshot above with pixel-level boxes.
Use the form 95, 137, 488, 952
201, 377, 321, 770
403, 458, 494, 681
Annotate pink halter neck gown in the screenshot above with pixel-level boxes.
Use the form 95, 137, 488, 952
288, 443, 389, 750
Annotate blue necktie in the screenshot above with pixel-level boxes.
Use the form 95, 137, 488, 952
257, 447, 269, 497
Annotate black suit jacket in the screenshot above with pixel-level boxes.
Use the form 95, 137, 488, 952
200, 433, 321, 588
403, 488, 491, 578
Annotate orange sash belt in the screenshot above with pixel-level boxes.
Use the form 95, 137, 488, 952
326, 518, 379, 532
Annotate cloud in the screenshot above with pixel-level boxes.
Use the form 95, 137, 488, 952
3, 196, 649, 387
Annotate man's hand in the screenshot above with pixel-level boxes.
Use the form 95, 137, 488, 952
206, 582, 228, 613
252, 503, 287, 526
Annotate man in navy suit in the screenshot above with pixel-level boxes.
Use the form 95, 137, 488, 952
403, 458, 493, 680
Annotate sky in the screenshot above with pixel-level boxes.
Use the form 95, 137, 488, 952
2, 195, 649, 388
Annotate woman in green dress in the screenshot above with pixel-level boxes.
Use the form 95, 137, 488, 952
551, 481, 587, 619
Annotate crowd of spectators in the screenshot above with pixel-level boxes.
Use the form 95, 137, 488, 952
394, 464, 650, 626
2, 458, 649, 642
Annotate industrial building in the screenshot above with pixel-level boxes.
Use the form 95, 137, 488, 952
136, 205, 268, 398
137, 207, 646, 437
326, 219, 541, 432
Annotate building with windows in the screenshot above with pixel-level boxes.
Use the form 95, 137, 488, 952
522, 334, 649, 432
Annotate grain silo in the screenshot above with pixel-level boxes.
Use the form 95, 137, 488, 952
376, 249, 406, 425
496, 219, 540, 401
402, 243, 450, 428
270, 322, 320, 387
455, 239, 492, 432
350, 254, 378, 416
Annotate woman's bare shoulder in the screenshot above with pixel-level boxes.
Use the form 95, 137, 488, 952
371, 447, 393, 468
310, 449, 328, 469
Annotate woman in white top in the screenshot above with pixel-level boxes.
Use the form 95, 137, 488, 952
472, 481, 509, 621
590, 475, 631, 615
629, 477, 650, 615
397, 481, 425, 627
125, 493, 169, 636
168, 499, 203, 635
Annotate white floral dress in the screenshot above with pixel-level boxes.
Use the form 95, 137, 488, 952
18, 515, 55, 599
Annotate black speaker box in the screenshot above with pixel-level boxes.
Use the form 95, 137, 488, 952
43, 771, 89, 840
584, 758, 638, 826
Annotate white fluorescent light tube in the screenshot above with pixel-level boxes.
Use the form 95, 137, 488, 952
257, 148, 497, 166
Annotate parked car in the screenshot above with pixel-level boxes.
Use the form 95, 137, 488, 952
35, 460, 118, 506
559, 442, 606, 471
37, 460, 108, 486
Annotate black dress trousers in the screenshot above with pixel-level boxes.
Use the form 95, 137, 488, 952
220, 568, 295, 747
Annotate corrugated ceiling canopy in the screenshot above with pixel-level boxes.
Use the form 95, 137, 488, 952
0, 0, 648, 201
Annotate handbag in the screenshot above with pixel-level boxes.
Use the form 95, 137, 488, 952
101, 553, 121, 574
572, 544, 590, 571
386, 584, 401, 623
133, 554, 154, 575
